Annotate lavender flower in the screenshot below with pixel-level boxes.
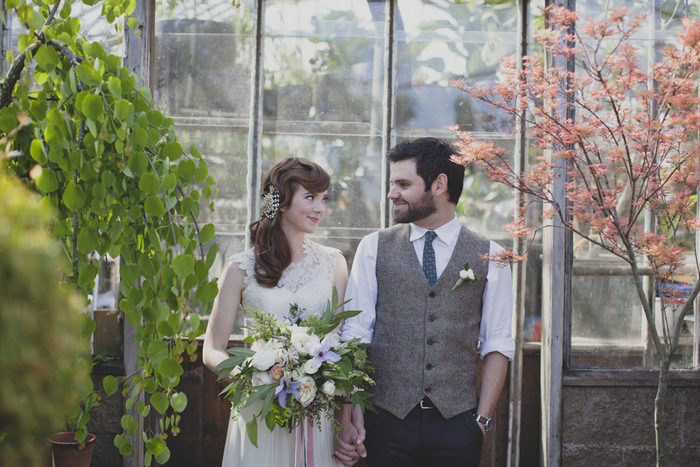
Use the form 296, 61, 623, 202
274, 376, 301, 408
303, 337, 342, 368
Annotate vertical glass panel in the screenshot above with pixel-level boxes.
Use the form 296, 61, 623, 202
569, 1, 698, 367
394, 0, 519, 137
261, 0, 387, 257
155, 0, 255, 333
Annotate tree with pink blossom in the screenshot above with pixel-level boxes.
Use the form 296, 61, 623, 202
450, 6, 700, 466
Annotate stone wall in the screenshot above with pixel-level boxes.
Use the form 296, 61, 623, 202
562, 385, 700, 466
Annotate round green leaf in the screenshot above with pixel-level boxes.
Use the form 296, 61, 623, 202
162, 142, 183, 160
194, 281, 218, 304
129, 151, 149, 175
172, 254, 195, 277
158, 357, 183, 379
176, 160, 196, 181
108, 76, 122, 100
78, 263, 98, 287
0, 114, 18, 133
161, 173, 177, 192
35, 44, 59, 73
114, 99, 132, 121
79, 313, 96, 339
63, 182, 86, 211
138, 172, 160, 194
150, 392, 169, 415
155, 447, 171, 464
147, 340, 168, 365
103, 375, 119, 397
82, 94, 103, 121
75, 62, 102, 87
199, 223, 215, 243
36, 167, 58, 193
144, 196, 166, 217
5, 0, 19, 9
194, 165, 209, 184
30, 139, 46, 163
170, 392, 187, 412
130, 127, 148, 151
77, 229, 99, 254
44, 122, 63, 147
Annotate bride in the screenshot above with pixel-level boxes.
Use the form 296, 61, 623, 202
203, 158, 361, 467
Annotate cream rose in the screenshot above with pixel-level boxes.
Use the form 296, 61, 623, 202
291, 330, 318, 357
268, 364, 284, 383
297, 376, 317, 406
302, 359, 319, 375
252, 371, 272, 386
325, 329, 342, 349
322, 380, 336, 396
250, 349, 276, 371
264, 338, 284, 363
250, 339, 265, 352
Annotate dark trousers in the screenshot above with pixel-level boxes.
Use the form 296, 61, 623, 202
364, 400, 484, 467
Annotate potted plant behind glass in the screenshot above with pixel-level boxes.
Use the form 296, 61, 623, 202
1, 0, 219, 464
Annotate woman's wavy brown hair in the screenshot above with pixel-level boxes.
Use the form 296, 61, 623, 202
249, 158, 331, 287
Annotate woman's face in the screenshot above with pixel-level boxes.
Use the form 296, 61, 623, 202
279, 185, 328, 235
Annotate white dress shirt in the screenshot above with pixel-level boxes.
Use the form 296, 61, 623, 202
341, 215, 515, 360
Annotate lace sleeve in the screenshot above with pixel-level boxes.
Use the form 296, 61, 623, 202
225, 249, 255, 286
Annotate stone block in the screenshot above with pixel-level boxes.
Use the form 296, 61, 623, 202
562, 444, 623, 466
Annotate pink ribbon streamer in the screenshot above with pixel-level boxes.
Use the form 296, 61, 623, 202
295, 417, 314, 467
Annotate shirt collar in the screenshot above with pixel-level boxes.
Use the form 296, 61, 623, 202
409, 214, 460, 245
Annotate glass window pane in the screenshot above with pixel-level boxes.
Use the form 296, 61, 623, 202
394, 0, 519, 137
568, 1, 698, 368
261, 0, 387, 258
155, 0, 257, 334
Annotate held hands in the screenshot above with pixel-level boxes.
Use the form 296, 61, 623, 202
333, 405, 366, 466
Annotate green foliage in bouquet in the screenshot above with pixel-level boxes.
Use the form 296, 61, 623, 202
1, 0, 218, 463
215, 288, 374, 447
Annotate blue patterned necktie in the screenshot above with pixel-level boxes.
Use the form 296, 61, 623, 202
422, 231, 438, 286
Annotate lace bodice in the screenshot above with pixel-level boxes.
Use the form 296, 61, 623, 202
226, 240, 339, 321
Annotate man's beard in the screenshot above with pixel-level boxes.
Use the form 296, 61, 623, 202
392, 190, 437, 224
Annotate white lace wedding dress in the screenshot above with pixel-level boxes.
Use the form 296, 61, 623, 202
220, 240, 344, 467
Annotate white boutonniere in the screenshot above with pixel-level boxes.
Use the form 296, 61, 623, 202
452, 262, 477, 290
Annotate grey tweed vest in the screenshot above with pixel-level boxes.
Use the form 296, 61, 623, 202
371, 223, 490, 420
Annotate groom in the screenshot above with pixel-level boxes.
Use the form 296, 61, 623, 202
335, 137, 514, 467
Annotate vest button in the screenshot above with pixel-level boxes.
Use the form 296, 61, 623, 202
428, 315, 435, 322
426, 363, 433, 370
425, 386, 431, 393
427, 339, 434, 345
428, 291, 436, 298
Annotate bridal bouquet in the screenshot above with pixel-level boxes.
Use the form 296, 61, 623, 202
214, 288, 374, 447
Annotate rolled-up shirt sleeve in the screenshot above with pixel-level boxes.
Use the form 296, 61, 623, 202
341, 233, 379, 344
479, 241, 515, 360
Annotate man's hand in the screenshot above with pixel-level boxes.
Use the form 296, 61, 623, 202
333, 405, 367, 466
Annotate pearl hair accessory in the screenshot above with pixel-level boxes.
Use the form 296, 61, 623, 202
261, 185, 280, 219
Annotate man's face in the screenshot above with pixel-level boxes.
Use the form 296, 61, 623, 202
388, 159, 437, 224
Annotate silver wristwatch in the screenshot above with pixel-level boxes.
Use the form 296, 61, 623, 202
474, 413, 493, 431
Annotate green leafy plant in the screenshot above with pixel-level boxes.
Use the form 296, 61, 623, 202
0, 171, 88, 467
1, 0, 218, 464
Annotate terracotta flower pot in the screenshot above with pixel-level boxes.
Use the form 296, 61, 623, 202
50, 432, 96, 467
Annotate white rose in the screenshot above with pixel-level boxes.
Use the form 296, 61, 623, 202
292, 368, 305, 380
297, 376, 317, 406
291, 331, 318, 357
325, 329, 342, 348
251, 371, 272, 386
264, 339, 284, 363
303, 359, 319, 375
322, 380, 336, 396
250, 339, 265, 352
466, 269, 475, 280
459, 269, 469, 280
250, 349, 276, 371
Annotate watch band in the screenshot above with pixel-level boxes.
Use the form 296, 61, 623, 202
474, 413, 493, 431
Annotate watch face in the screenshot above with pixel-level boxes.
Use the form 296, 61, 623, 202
485, 418, 493, 431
